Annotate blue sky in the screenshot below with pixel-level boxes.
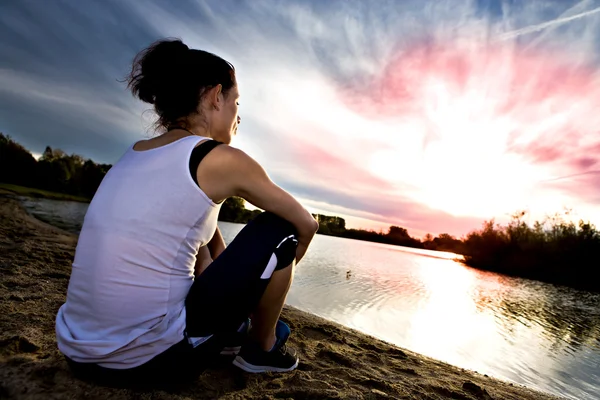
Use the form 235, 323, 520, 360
2, 0, 600, 236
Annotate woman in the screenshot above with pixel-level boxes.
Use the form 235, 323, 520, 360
55, 38, 318, 385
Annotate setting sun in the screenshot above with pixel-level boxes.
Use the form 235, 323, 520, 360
358, 43, 599, 225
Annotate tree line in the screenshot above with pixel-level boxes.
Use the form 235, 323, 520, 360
2, 132, 599, 291
1, 133, 111, 199
0, 132, 263, 223
461, 211, 599, 291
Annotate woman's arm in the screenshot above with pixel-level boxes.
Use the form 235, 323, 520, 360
223, 149, 319, 263
194, 245, 212, 277
207, 226, 226, 260
196, 145, 319, 264
195, 227, 226, 277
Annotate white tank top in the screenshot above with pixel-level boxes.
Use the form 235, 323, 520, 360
55, 136, 222, 369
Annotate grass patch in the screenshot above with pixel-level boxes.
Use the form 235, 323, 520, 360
0, 183, 90, 203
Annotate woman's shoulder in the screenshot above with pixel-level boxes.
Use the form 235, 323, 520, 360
200, 144, 266, 187
208, 143, 254, 165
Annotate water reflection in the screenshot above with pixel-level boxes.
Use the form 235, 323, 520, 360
408, 260, 486, 367
273, 229, 600, 400
14, 201, 600, 400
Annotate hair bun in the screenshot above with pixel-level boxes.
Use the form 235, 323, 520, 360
126, 38, 236, 132
128, 39, 190, 105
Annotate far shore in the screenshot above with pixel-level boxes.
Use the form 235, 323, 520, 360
0, 193, 563, 400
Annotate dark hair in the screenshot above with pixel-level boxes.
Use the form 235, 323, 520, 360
126, 38, 236, 131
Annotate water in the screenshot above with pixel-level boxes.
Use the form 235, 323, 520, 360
17, 196, 89, 234
18, 197, 600, 399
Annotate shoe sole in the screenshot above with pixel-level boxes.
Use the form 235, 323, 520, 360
220, 346, 241, 356
232, 356, 299, 373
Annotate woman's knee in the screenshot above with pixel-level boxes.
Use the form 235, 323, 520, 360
273, 235, 298, 271
251, 212, 298, 237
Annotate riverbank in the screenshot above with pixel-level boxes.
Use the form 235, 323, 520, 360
0, 183, 90, 203
0, 195, 562, 400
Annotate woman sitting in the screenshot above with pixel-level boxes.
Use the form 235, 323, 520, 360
55, 38, 319, 386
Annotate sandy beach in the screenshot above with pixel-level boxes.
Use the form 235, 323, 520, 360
0, 193, 562, 400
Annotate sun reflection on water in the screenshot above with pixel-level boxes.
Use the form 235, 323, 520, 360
405, 260, 497, 370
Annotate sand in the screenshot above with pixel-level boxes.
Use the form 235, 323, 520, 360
0, 193, 563, 400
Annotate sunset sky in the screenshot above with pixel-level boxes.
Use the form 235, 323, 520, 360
1, 0, 599, 237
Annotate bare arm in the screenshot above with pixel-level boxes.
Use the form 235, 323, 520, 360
207, 226, 226, 260
224, 149, 318, 263
194, 245, 212, 277
194, 227, 226, 277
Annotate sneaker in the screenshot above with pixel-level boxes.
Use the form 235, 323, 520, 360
232, 320, 299, 373
220, 318, 250, 356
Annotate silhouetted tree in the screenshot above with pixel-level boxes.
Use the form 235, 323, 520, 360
218, 197, 262, 223
313, 214, 346, 235
0, 132, 111, 199
0, 133, 38, 187
461, 211, 600, 291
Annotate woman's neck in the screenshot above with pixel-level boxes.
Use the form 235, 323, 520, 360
167, 123, 212, 139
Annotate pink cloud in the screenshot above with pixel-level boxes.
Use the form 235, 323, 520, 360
280, 135, 393, 192
338, 42, 600, 153
572, 157, 597, 170
326, 40, 600, 225
540, 171, 600, 205
272, 137, 491, 237
338, 41, 599, 118
510, 142, 564, 164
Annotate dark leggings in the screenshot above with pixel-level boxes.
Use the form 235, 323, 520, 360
65, 211, 298, 387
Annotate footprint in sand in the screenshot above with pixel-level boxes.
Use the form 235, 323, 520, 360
0, 335, 39, 355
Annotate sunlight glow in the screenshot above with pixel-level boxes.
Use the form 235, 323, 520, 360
361, 42, 600, 223
407, 260, 497, 369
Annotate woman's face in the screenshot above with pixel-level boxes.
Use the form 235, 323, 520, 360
213, 84, 240, 144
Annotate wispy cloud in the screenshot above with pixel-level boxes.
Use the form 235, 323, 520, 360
496, 3, 600, 41
1, 0, 600, 235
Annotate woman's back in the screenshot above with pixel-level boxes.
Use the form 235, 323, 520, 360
56, 38, 318, 380
55, 135, 221, 369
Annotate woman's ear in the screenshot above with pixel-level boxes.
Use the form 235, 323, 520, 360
206, 84, 223, 111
